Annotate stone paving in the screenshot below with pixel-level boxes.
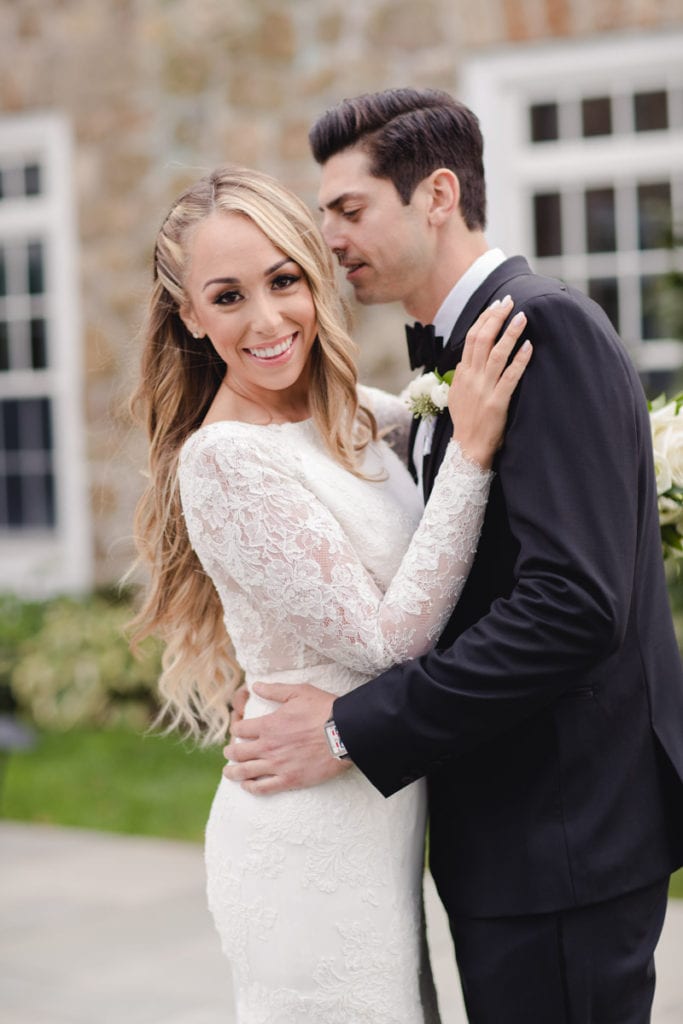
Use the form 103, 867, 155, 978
1, 821, 682, 1023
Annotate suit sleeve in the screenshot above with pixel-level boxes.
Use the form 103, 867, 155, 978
333, 291, 648, 796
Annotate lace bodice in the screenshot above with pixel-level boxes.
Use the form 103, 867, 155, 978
184, 387, 489, 1023
178, 387, 492, 686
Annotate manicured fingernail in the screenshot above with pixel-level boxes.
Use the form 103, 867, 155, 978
521, 339, 532, 351
501, 294, 513, 305
511, 311, 526, 325
489, 299, 501, 309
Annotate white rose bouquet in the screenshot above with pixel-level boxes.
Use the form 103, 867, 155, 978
403, 369, 454, 421
649, 393, 683, 559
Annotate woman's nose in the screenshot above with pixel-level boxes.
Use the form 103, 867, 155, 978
250, 293, 281, 336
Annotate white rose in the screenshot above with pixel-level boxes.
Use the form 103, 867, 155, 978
663, 415, 683, 487
403, 372, 434, 403
430, 381, 450, 410
653, 446, 673, 496
658, 494, 683, 525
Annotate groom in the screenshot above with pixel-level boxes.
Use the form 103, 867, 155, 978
225, 88, 683, 1021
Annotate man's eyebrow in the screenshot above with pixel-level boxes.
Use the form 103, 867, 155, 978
318, 191, 364, 212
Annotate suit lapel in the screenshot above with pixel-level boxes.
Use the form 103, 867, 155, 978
424, 256, 534, 496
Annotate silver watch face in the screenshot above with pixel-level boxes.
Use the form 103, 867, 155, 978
325, 719, 348, 758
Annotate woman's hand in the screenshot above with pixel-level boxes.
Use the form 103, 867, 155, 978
448, 295, 532, 469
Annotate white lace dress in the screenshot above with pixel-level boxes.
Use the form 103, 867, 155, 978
178, 387, 492, 1024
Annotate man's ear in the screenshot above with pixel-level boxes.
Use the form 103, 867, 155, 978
424, 168, 460, 226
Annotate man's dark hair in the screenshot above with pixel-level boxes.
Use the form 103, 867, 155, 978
309, 87, 486, 230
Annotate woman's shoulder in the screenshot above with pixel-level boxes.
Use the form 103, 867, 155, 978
179, 418, 309, 472
357, 383, 411, 434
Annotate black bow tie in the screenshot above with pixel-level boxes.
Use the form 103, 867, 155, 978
405, 322, 443, 371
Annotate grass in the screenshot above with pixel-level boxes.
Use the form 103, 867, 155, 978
1, 725, 682, 897
0, 726, 224, 842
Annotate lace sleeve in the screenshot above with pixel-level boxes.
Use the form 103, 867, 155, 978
358, 384, 413, 465
180, 429, 491, 676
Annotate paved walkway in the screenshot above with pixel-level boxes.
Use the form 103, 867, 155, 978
1, 821, 682, 1023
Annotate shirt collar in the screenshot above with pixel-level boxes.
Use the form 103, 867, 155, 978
432, 248, 507, 345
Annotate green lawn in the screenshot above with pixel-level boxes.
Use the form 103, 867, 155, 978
2, 725, 682, 897
0, 726, 224, 842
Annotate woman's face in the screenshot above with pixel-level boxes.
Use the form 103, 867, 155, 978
181, 210, 318, 407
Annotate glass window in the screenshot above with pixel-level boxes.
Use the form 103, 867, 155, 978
530, 102, 559, 142
640, 275, 670, 340
585, 188, 616, 253
634, 90, 668, 132
533, 192, 562, 257
637, 182, 672, 250
582, 97, 612, 137
24, 163, 41, 196
0, 397, 55, 528
588, 278, 619, 332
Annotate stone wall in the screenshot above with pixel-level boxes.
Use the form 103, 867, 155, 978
1, 0, 682, 583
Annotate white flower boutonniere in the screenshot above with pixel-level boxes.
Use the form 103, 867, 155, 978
649, 392, 683, 559
403, 370, 454, 421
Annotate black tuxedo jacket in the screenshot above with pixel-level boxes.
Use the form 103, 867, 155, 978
334, 257, 683, 919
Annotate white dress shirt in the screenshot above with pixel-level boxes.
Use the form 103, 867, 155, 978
413, 248, 507, 492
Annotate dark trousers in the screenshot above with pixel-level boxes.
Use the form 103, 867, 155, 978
449, 878, 669, 1024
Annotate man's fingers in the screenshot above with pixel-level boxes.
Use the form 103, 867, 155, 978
223, 757, 275, 782
228, 717, 262, 742
251, 681, 298, 702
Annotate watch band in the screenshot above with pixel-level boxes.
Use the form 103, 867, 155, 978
324, 717, 349, 759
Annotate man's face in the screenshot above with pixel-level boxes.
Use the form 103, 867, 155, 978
317, 146, 433, 311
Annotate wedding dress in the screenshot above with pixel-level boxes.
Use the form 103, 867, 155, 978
178, 386, 492, 1024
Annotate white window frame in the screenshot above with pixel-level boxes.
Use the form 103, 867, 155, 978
0, 113, 91, 595
461, 30, 683, 377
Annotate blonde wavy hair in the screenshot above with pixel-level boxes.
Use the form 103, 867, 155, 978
130, 165, 378, 744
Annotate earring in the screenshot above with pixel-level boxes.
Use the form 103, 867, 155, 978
192, 330, 201, 339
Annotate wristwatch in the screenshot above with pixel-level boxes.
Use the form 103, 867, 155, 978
324, 717, 349, 759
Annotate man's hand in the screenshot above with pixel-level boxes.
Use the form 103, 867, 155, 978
223, 683, 351, 795
228, 683, 249, 727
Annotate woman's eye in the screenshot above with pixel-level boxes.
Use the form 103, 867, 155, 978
342, 209, 360, 220
271, 274, 300, 290
214, 290, 242, 305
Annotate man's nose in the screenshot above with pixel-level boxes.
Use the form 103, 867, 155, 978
321, 216, 347, 256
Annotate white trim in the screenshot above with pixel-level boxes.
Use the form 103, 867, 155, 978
0, 113, 92, 595
461, 30, 683, 377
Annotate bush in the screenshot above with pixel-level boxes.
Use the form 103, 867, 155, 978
6, 590, 161, 732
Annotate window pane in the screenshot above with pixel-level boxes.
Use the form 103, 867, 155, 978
28, 241, 44, 294
634, 90, 668, 132
588, 278, 619, 332
30, 318, 47, 368
582, 97, 612, 137
22, 473, 55, 527
19, 397, 51, 449
24, 163, 41, 196
0, 397, 55, 529
2, 399, 19, 450
0, 321, 8, 371
533, 192, 563, 257
5, 473, 22, 527
637, 182, 672, 250
641, 275, 669, 339
585, 188, 616, 253
530, 102, 559, 142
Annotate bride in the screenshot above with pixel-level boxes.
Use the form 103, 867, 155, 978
130, 165, 530, 1023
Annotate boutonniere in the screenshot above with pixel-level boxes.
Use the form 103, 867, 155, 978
403, 369, 454, 421
649, 392, 683, 560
